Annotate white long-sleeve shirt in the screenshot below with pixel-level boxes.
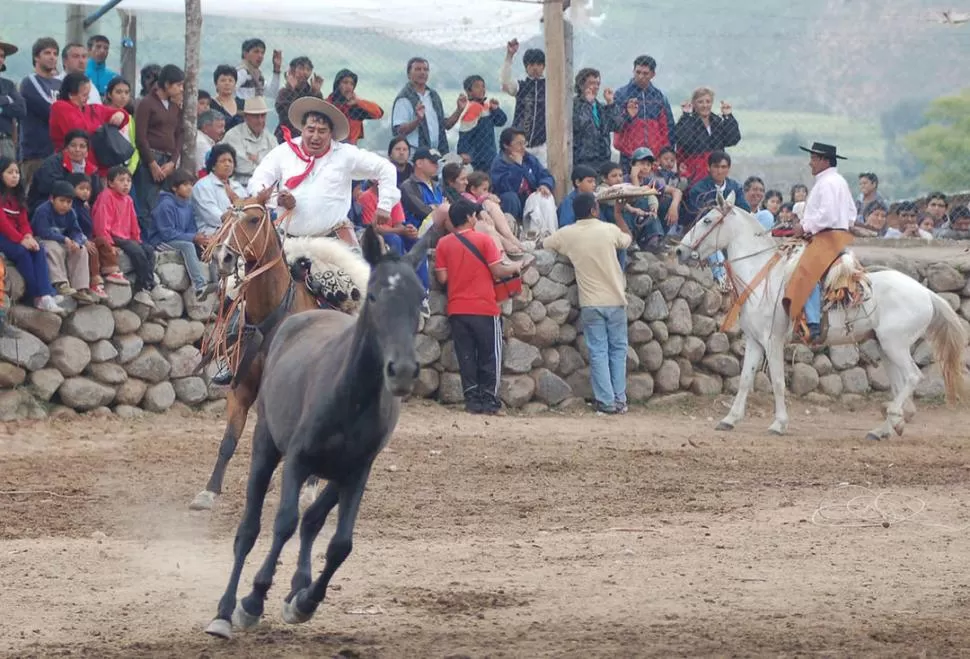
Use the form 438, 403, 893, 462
248, 138, 400, 237
801, 167, 856, 235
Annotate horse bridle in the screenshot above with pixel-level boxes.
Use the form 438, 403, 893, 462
205, 202, 285, 285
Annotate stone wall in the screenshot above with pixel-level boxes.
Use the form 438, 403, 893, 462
0, 251, 226, 421
411, 244, 970, 411
3, 243, 969, 420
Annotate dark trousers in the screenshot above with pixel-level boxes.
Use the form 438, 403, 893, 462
133, 152, 172, 234
450, 314, 502, 405
114, 238, 155, 293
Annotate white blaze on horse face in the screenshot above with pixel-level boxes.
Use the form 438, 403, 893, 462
386, 273, 402, 291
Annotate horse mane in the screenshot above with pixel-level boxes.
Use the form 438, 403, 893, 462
282, 236, 372, 294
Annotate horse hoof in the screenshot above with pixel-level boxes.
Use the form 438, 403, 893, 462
205, 618, 232, 639
865, 432, 883, 442
189, 490, 217, 511
231, 603, 261, 630
281, 595, 313, 625
715, 421, 734, 432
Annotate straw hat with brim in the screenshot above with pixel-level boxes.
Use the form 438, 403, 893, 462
799, 142, 847, 160
287, 97, 349, 142
242, 96, 270, 115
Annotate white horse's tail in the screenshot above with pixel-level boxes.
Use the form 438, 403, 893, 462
926, 293, 969, 403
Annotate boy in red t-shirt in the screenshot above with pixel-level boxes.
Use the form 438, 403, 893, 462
434, 199, 521, 414
358, 179, 416, 256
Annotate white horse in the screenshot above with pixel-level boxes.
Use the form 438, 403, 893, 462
673, 191, 967, 440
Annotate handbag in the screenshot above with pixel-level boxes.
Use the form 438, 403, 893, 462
454, 232, 522, 303
91, 123, 135, 167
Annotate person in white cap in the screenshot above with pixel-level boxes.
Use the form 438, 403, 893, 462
220, 96, 277, 187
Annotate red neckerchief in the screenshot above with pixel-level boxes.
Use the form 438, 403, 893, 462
61, 151, 97, 176
280, 126, 330, 189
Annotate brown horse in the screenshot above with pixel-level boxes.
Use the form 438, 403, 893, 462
189, 203, 355, 510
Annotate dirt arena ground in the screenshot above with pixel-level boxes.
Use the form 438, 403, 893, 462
2, 394, 970, 658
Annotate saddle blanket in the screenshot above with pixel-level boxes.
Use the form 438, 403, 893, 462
781, 232, 868, 321
282, 236, 371, 315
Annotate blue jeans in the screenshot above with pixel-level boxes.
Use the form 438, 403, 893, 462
709, 250, 726, 282
0, 234, 55, 301
157, 240, 210, 291
616, 249, 627, 271
805, 284, 822, 325
581, 306, 628, 408
498, 191, 524, 221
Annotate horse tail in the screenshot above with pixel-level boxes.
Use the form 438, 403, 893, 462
926, 292, 969, 404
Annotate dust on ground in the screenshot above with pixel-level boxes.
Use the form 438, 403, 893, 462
2, 394, 970, 658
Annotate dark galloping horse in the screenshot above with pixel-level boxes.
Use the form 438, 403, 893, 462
205, 225, 431, 639
189, 204, 323, 511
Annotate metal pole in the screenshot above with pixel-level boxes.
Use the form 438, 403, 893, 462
84, 0, 126, 28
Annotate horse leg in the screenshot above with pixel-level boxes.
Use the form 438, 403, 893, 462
205, 418, 280, 639
868, 340, 921, 441
717, 336, 765, 431
237, 457, 309, 623
764, 339, 789, 435
286, 481, 340, 602
190, 383, 256, 510
283, 467, 372, 624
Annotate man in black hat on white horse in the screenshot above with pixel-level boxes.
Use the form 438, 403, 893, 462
783, 142, 857, 343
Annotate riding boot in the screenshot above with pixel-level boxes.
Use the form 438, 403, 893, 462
211, 305, 242, 386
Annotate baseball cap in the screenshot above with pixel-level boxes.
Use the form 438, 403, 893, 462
50, 180, 77, 200
413, 147, 441, 163
631, 147, 655, 162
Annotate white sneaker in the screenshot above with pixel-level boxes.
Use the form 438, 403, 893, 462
36, 295, 67, 315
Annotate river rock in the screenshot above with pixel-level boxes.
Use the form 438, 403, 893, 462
523, 300, 547, 324
86, 362, 128, 385
681, 336, 707, 362
926, 263, 964, 292
142, 381, 176, 412
702, 289, 722, 316
509, 312, 536, 342
679, 280, 707, 311
662, 335, 684, 358
4, 264, 25, 303
532, 250, 557, 276
28, 368, 63, 401
688, 266, 716, 289
522, 266, 540, 287
413, 368, 440, 398
172, 377, 208, 405
701, 353, 741, 377
89, 339, 118, 363
168, 345, 202, 378
915, 365, 945, 399
790, 362, 819, 396
691, 314, 717, 338
115, 378, 148, 406
813, 354, 834, 376
48, 336, 91, 377
691, 372, 722, 396
667, 299, 692, 335
7, 305, 62, 342
558, 323, 577, 345
150, 287, 184, 319
818, 373, 844, 397
124, 346, 171, 383
627, 373, 655, 401
841, 367, 870, 394
414, 334, 441, 366
565, 368, 593, 401
157, 262, 191, 292
531, 368, 572, 406
530, 317, 558, 348
642, 291, 669, 322
115, 404, 145, 419
867, 363, 891, 391
0, 390, 27, 421
500, 374, 536, 408
628, 320, 653, 345
626, 295, 645, 322
437, 372, 464, 404
706, 332, 730, 354
531, 277, 567, 304
557, 345, 585, 377
439, 341, 459, 372
112, 334, 144, 364
829, 344, 860, 370
912, 340, 934, 367
183, 287, 219, 321
110, 309, 141, 336
423, 315, 451, 341
637, 341, 664, 372
627, 274, 654, 298
162, 319, 203, 350
138, 322, 165, 344
541, 347, 561, 372
676, 357, 694, 389
654, 360, 681, 393
0, 362, 26, 387
58, 377, 115, 411
427, 290, 447, 316
548, 262, 575, 286
103, 281, 132, 309
64, 304, 114, 341
649, 321, 668, 342
504, 338, 542, 374
658, 276, 684, 301
545, 299, 571, 325
939, 292, 961, 311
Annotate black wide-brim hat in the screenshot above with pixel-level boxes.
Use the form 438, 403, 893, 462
799, 142, 847, 160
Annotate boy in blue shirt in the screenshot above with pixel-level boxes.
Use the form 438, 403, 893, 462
31, 180, 99, 303
557, 165, 598, 228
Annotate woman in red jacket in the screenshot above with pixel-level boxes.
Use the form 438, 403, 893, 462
49, 72, 128, 176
